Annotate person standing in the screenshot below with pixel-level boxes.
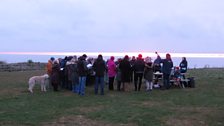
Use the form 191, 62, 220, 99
119, 55, 131, 91
59, 56, 67, 89
157, 53, 173, 89
130, 56, 136, 83
93, 54, 106, 95
107, 56, 117, 90
144, 57, 153, 92
66, 56, 79, 92
46, 57, 55, 76
153, 54, 162, 73
77, 54, 88, 96
133, 54, 145, 91
51, 60, 60, 91
115, 58, 122, 91
179, 57, 188, 73
46, 57, 55, 89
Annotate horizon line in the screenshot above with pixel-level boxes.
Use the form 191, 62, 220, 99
1, 52, 224, 58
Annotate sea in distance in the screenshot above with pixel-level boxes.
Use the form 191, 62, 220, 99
0, 54, 224, 68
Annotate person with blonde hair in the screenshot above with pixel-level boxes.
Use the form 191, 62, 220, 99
144, 57, 153, 91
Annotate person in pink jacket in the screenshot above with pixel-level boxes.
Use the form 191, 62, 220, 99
107, 56, 117, 90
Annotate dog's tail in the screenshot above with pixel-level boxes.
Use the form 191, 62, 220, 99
28, 78, 34, 93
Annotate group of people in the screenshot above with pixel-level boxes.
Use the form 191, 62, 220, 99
46, 52, 188, 95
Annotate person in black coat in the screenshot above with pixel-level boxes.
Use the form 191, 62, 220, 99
93, 54, 106, 95
133, 54, 145, 91
77, 54, 88, 96
179, 57, 188, 73
119, 55, 131, 91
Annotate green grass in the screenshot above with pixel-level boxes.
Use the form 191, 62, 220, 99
0, 69, 223, 126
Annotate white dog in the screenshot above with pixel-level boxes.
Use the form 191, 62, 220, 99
28, 74, 49, 93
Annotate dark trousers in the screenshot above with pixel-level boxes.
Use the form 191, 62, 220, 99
163, 73, 170, 89
134, 73, 143, 91
130, 71, 134, 83
117, 80, 121, 91
52, 82, 59, 91
109, 77, 115, 90
60, 70, 66, 89
95, 76, 104, 95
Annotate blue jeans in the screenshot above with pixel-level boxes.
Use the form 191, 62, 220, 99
95, 76, 104, 95
72, 83, 79, 93
78, 76, 86, 95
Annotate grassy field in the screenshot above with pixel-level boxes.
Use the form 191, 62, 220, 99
0, 69, 223, 126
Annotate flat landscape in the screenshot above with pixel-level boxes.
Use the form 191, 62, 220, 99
0, 68, 223, 126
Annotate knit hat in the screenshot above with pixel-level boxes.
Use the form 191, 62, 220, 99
50, 57, 55, 61
138, 54, 142, 58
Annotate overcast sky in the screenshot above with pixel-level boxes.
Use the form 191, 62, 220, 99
0, 0, 224, 53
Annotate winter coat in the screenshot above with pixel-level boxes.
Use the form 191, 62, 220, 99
51, 63, 60, 83
107, 59, 117, 77
77, 58, 88, 77
179, 60, 188, 73
93, 58, 106, 77
46, 60, 53, 76
66, 62, 79, 84
153, 56, 162, 72
144, 62, 153, 81
119, 59, 131, 82
133, 58, 145, 74
161, 59, 173, 75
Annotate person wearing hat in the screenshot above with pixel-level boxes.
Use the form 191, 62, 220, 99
46, 57, 55, 76
46, 57, 55, 89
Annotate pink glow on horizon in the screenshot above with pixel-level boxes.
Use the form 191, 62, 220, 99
1, 52, 224, 58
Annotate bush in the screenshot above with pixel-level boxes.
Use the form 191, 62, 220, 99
0, 61, 7, 64
27, 59, 33, 64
